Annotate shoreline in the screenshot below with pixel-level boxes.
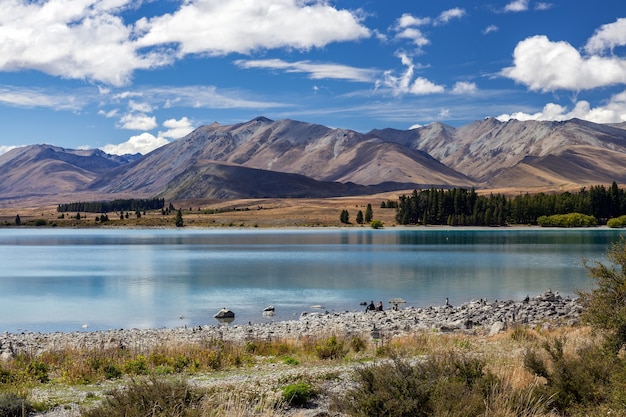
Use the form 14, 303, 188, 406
1, 291, 581, 359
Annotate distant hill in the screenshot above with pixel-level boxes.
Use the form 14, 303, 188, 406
2, 117, 626, 205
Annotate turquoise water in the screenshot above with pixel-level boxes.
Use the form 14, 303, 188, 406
0, 228, 623, 333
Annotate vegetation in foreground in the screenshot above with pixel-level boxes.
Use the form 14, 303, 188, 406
2, 240, 626, 416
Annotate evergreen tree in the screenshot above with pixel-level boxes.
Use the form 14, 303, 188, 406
175, 209, 184, 227
340, 209, 350, 224
15, 214, 21, 225
364, 204, 373, 223
356, 210, 364, 224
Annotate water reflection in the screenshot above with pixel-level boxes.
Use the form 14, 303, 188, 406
0, 228, 624, 332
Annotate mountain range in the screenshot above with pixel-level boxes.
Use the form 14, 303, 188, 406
2, 116, 626, 205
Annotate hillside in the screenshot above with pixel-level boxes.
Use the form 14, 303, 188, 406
2, 117, 626, 206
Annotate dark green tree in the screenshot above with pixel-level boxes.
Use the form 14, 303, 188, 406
340, 209, 349, 224
15, 214, 21, 225
175, 209, 184, 227
356, 210, 364, 224
364, 204, 373, 223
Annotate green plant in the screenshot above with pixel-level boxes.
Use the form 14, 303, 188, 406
281, 382, 316, 406
124, 355, 148, 375
349, 336, 366, 353
27, 360, 49, 383
82, 377, 203, 417
0, 392, 32, 417
370, 220, 384, 229
578, 237, 626, 353
315, 335, 347, 360
333, 353, 503, 417
283, 356, 299, 365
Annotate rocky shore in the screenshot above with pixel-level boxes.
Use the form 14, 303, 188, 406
1, 291, 581, 359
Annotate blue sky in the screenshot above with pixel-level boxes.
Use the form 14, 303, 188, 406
1, 0, 625, 155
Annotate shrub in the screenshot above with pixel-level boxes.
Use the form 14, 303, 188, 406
124, 355, 148, 375
281, 382, 316, 406
537, 212, 597, 227
82, 377, 203, 417
27, 360, 49, 383
607, 215, 626, 228
34, 219, 47, 226
0, 392, 32, 417
370, 220, 384, 229
315, 336, 347, 360
349, 336, 366, 353
333, 353, 503, 417
578, 237, 626, 353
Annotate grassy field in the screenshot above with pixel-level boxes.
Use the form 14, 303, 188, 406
1, 324, 618, 417
0, 193, 404, 229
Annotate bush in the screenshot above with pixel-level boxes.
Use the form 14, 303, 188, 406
607, 215, 626, 228
537, 212, 597, 227
0, 392, 32, 417
82, 377, 203, 417
27, 360, 49, 383
315, 336, 347, 360
370, 220, 384, 229
578, 237, 626, 352
281, 382, 316, 406
333, 353, 501, 417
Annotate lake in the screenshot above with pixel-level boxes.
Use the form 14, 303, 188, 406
1, 227, 624, 333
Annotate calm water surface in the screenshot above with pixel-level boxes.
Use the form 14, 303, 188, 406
1, 228, 624, 333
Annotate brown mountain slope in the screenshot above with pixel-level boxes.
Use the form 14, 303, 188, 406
372, 118, 626, 188
89, 117, 472, 199
0, 145, 134, 199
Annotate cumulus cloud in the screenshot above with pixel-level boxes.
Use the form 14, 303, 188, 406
504, 0, 529, 12
452, 81, 477, 94
117, 113, 158, 130
101, 132, 168, 155
0, 0, 369, 86
134, 0, 370, 56
501, 35, 626, 92
392, 8, 466, 49
159, 117, 194, 139
101, 116, 194, 155
496, 89, 626, 124
584, 18, 626, 55
0, 145, 19, 156
0, 0, 170, 86
234, 59, 379, 82
377, 53, 444, 96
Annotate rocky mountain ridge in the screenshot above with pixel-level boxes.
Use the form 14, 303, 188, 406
2, 117, 626, 204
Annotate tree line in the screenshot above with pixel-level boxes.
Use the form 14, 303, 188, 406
57, 198, 166, 213
395, 182, 626, 226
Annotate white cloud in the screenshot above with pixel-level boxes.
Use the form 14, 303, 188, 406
128, 100, 154, 113
396, 14, 430, 28
502, 35, 626, 92
0, 0, 369, 86
435, 8, 466, 25
234, 59, 379, 83
117, 113, 158, 130
535, 3, 553, 11
378, 53, 444, 96
101, 132, 169, 155
159, 117, 194, 139
0, 85, 87, 110
504, 0, 529, 12
0, 145, 19, 156
410, 77, 445, 95
482, 25, 498, 35
102, 116, 194, 155
584, 18, 626, 55
408, 123, 422, 130
452, 81, 477, 94
395, 27, 430, 48
134, 0, 370, 56
98, 109, 119, 118
496, 89, 626, 124
0, 0, 170, 86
